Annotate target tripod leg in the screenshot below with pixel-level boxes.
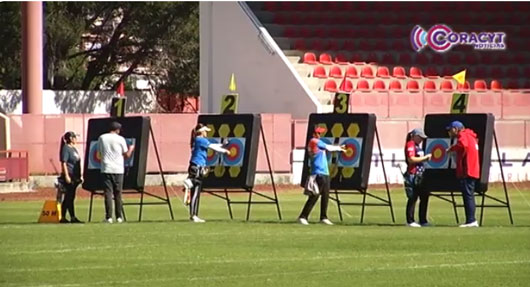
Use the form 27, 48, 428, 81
138, 189, 144, 222
334, 189, 343, 221
246, 189, 253, 221
479, 192, 486, 226
360, 190, 367, 224
88, 191, 94, 222
494, 130, 514, 225
224, 189, 233, 220
450, 191, 459, 224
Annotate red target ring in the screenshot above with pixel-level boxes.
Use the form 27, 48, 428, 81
342, 143, 357, 161
226, 143, 240, 160
430, 144, 446, 163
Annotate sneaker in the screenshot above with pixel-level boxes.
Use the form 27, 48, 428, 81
320, 218, 334, 225
298, 218, 309, 225
407, 222, 421, 227
105, 218, 113, 224
116, 217, 124, 223
191, 216, 205, 223
70, 217, 84, 224
59, 218, 69, 224
420, 222, 432, 227
459, 221, 479, 228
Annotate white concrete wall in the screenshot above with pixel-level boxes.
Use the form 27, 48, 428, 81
0, 90, 157, 114
200, 2, 319, 119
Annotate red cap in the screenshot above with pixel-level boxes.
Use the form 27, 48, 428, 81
314, 126, 326, 134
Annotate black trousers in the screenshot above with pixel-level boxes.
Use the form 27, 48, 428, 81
187, 164, 205, 218
61, 179, 79, 219
404, 173, 430, 224
102, 173, 124, 220
299, 174, 330, 220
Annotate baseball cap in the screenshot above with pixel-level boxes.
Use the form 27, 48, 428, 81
197, 125, 211, 133
314, 126, 327, 134
446, 121, 465, 130
410, 128, 427, 138
110, 121, 122, 131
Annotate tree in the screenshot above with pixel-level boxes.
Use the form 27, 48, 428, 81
0, 2, 22, 89
0, 2, 200, 96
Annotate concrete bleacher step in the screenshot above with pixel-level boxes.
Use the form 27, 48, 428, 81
0, 181, 34, 193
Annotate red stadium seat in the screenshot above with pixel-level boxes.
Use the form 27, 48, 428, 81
490, 80, 502, 90
392, 66, 406, 79
406, 80, 420, 90
319, 53, 333, 65
303, 52, 317, 64
424, 80, 437, 91
441, 80, 454, 91
389, 80, 402, 90
356, 79, 370, 90
338, 79, 354, 92
376, 66, 390, 78
473, 80, 488, 91
457, 81, 471, 90
334, 54, 349, 65
323, 79, 338, 92
312, 66, 327, 78
361, 66, 374, 78
345, 66, 359, 78
409, 67, 423, 79
311, 40, 324, 51
329, 66, 343, 78
373, 80, 386, 90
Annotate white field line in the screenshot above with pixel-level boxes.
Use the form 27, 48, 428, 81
511, 182, 530, 208
4, 250, 519, 273
6, 259, 530, 287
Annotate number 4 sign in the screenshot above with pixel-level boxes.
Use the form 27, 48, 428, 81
450, 93, 468, 114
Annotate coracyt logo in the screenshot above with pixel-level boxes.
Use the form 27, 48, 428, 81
410, 24, 506, 53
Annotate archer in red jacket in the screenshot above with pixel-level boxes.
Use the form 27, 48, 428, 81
446, 121, 480, 227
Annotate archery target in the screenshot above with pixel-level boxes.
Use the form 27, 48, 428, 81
338, 137, 363, 167
206, 138, 221, 166
222, 137, 246, 166
87, 141, 101, 170
425, 138, 451, 169
87, 138, 135, 170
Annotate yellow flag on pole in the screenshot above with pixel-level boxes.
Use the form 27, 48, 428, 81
228, 73, 237, 92
452, 69, 466, 85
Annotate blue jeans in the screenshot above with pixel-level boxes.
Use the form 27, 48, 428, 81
459, 178, 477, 224
404, 173, 429, 224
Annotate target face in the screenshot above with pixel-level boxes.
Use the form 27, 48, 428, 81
87, 138, 135, 170
338, 137, 363, 167
206, 138, 221, 166
425, 138, 451, 169
221, 138, 246, 166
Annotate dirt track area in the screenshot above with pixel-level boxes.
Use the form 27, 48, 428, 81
2, 182, 530, 202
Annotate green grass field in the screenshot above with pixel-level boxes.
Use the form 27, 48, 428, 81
1, 187, 530, 286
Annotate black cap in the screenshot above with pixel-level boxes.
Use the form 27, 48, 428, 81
63, 131, 79, 140
110, 121, 122, 131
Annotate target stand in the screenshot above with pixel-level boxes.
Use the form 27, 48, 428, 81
84, 116, 174, 222
198, 115, 282, 221
423, 113, 513, 225
429, 131, 513, 225
329, 126, 395, 224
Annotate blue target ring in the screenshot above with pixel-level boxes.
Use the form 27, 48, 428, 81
338, 138, 362, 167
206, 138, 220, 166
425, 138, 450, 168
223, 138, 245, 166
87, 141, 101, 170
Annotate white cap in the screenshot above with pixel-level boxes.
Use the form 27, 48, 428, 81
197, 126, 211, 132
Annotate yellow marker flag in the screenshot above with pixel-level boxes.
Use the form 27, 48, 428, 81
228, 73, 237, 92
452, 69, 466, 85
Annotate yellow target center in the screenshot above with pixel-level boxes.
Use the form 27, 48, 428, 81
433, 149, 442, 158
230, 147, 237, 155
345, 147, 353, 157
